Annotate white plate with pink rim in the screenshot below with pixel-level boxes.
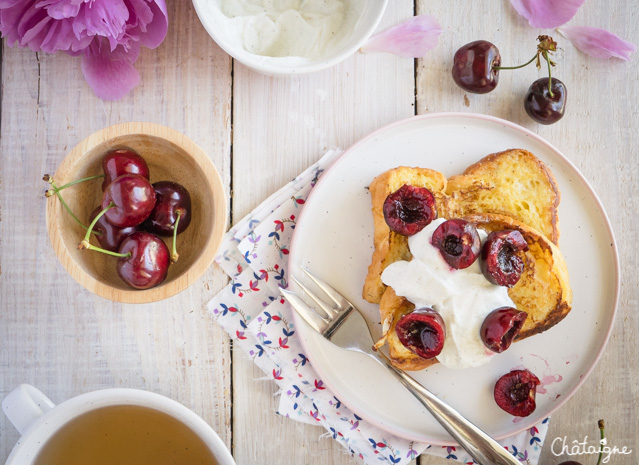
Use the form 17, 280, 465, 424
287, 113, 619, 445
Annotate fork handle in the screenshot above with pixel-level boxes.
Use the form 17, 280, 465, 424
378, 354, 520, 465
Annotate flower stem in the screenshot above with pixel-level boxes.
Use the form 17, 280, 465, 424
493, 54, 537, 71
171, 211, 181, 263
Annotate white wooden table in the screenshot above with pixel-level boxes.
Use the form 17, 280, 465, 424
1, 2, 637, 464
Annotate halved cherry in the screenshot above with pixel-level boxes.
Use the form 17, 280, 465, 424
382, 184, 437, 236
395, 307, 446, 359
480, 307, 528, 353
480, 229, 528, 287
494, 369, 540, 417
431, 219, 481, 269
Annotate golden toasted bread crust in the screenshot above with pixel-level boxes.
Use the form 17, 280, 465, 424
363, 167, 448, 304
364, 150, 571, 371
447, 149, 560, 244
463, 214, 572, 339
375, 286, 438, 371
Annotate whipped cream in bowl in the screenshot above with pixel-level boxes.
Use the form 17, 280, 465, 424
220, 0, 359, 60
381, 218, 516, 369
192, 0, 388, 75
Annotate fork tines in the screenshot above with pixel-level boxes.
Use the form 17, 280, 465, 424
291, 276, 336, 320
279, 267, 351, 334
299, 267, 353, 311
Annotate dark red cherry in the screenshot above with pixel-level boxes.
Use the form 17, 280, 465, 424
494, 369, 540, 417
452, 40, 501, 94
101, 149, 150, 191
89, 206, 139, 252
144, 181, 192, 236
524, 77, 567, 125
480, 307, 528, 353
383, 184, 437, 236
480, 229, 528, 287
431, 219, 481, 269
395, 308, 446, 359
102, 174, 156, 228
116, 231, 170, 289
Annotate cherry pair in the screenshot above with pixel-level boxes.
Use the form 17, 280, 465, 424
452, 36, 567, 125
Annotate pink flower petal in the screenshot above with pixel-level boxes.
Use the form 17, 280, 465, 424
81, 37, 140, 100
0, 2, 29, 46
361, 15, 441, 58
17, 9, 51, 48
510, 0, 584, 28
558, 26, 635, 60
143, 0, 168, 48
127, 0, 168, 49
73, 0, 129, 51
0, 0, 26, 8
36, 0, 81, 20
40, 16, 89, 53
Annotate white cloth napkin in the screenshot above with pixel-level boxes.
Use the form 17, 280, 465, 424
206, 148, 550, 465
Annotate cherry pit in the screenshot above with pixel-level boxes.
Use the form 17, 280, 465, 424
44, 148, 192, 290
452, 35, 566, 124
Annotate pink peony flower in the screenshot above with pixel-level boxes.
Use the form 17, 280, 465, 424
0, 0, 168, 100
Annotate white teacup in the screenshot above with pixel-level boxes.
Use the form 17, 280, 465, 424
2, 384, 235, 465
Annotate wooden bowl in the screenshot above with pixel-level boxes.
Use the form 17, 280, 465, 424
46, 122, 227, 303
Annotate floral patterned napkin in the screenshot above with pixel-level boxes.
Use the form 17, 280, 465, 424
206, 148, 550, 465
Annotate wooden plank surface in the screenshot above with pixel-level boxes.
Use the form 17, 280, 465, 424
1, 1, 638, 464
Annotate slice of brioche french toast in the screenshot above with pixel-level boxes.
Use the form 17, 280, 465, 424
447, 148, 561, 244
363, 149, 572, 371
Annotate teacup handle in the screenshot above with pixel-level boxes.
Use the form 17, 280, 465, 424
2, 384, 56, 435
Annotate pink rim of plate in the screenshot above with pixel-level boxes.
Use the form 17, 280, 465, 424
286, 112, 620, 445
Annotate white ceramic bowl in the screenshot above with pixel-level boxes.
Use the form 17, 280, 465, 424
192, 0, 388, 76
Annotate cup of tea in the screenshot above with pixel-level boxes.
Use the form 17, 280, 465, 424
2, 384, 235, 465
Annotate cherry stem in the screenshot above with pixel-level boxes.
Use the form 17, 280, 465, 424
493, 45, 556, 98
78, 202, 130, 258
171, 210, 181, 263
596, 419, 605, 465
44, 177, 100, 235
51, 174, 105, 193
493, 53, 537, 71
543, 50, 554, 98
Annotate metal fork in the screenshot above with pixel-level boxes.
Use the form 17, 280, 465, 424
280, 267, 520, 465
